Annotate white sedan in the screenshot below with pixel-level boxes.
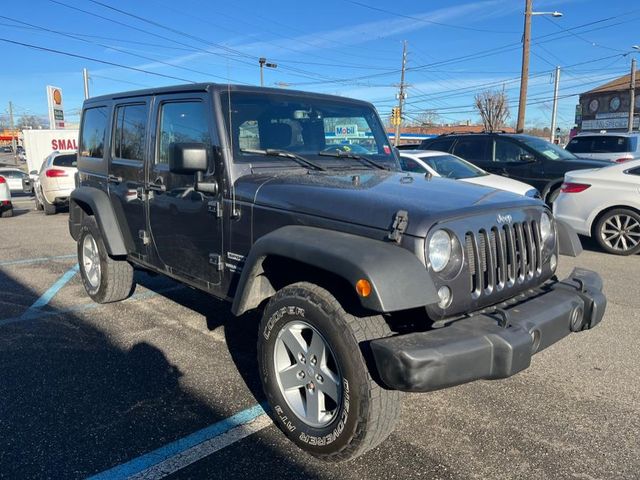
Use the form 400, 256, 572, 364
554, 160, 640, 255
399, 150, 539, 197
0, 174, 13, 218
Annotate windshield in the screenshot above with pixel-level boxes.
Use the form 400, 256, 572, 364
221, 91, 397, 169
419, 154, 487, 179
566, 135, 633, 154
519, 135, 577, 160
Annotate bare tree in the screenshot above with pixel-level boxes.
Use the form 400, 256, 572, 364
474, 88, 510, 132
17, 115, 47, 129
407, 109, 440, 127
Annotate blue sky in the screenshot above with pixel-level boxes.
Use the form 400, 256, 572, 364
1, 0, 639, 130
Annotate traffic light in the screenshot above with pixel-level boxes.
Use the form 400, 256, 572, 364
391, 107, 401, 126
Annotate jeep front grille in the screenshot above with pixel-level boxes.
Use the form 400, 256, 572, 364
465, 220, 542, 298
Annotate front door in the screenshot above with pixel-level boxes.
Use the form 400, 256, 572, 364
492, 137, 543, 190
147, 94, 223, 287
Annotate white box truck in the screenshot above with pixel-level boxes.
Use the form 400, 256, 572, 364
22, 129, 79, 173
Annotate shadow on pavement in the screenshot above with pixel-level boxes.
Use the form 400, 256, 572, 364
0, 268, 321, 480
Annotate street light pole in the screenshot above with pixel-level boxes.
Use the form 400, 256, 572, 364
259, 57, 277, 87
82, 68, 90, 100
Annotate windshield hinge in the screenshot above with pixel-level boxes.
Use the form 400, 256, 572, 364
208, 200, 223, 218
388, 210, 409, 244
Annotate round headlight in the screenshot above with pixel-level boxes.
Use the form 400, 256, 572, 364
540, 212, 553, 241
428, 230, 452, 272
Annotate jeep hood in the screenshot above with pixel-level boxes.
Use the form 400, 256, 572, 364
235, 170, 542, 237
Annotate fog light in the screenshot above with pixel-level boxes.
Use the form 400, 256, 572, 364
437, 286, 452, 308
550, 254, 557, 272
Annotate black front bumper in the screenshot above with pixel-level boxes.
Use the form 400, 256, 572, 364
370, 268, 606, 392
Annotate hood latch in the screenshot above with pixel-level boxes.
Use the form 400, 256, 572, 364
388, 210, 409, 244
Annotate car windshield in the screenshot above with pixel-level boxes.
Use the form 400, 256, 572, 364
221, 91, 397, 169
419, 154, 487, 179
566, 135, 633, 154
52, 154, 77, 168
519, 136, 577, 160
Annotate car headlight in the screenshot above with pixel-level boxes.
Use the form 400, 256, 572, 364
525, 188, 541, 199
540, 212, 553, 242
428, 230, 452, 272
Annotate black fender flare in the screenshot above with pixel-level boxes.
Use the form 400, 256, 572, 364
231, 225, 438, 316
556, 219, 583, 257
69, 186, 127, 256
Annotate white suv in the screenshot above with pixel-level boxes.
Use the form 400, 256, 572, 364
34, 152, 77, 215
565, 132, 640, 163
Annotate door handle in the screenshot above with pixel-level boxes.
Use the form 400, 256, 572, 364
108, 174, 122, 184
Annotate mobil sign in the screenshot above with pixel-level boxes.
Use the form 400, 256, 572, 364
335, 124, 359, 136
22, 129, 79, 172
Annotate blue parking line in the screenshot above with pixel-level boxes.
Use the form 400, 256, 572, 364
19, 264, 80, 319
0, 285, 184, 327
87, 404, 267, 480
0, 254, 76, 267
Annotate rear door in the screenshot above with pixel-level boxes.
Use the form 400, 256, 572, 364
451, 136, 491, 170
108, 101, 150, 259
147, 93, 223, 287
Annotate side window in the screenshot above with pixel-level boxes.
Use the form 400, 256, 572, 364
157, 101, 211, 165
399, 156, 426, 173
452, 137, 489, 162
425, 138, 454, 152
494, 139, 529, 163
79, 106, 108, 158
113, 104, 147, 161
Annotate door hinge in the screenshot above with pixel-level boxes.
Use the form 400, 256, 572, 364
138, 229, 150, 246
207, 200, 223, 218
388, 210, 409, 244
209, 253, 224, 271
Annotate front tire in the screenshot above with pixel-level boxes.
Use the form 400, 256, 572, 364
594, 208, 640, 255
77, 216, 135, 303
258, 282, 401, 462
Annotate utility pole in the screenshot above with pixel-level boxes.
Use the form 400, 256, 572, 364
83, 68, 90, 100
8, 101, 16, 159
628, 58, 636, 133
516, 0, 532, 133
394, 41, 408, 146
550, 66, 561, 143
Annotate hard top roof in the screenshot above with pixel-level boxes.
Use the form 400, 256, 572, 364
84, 83, 373, 107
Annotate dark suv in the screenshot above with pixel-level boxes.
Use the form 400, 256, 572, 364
69, 84, 606, 461
420, 133, 609, 202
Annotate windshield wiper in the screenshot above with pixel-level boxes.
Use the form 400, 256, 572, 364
241, 148, 326, 171
318, 150, 391, 170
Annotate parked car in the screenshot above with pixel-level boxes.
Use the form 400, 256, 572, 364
394, 144, 422, 150
399, 150, 539, 197
0, 174, 13, 218
34, 151, 77, 215
419, 133, 609, 203
0, 167, 29, 192
1, 145, 13, 153
565, 132, 640, 163
69, 83, 605, 461
554, 159, 640, 255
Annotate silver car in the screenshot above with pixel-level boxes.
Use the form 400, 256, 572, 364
565, 132, 640, 163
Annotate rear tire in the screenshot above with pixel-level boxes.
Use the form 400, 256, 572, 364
258, 282, 401, 462
1, 208, 13, 218
42, 193, 56, 215
594, 208, 640, 256
77, 216, 135, 303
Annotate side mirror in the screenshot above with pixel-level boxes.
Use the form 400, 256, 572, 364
169, 143, 208, 174
519, 153, 536, 163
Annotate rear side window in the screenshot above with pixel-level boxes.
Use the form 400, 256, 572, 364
566, 136, 630, 154
113, 104, 147, 161
80, 107, 108, 158
52, 154, 77, 168
452, 137, 490, 162
157, 101, 210, 165
423, 138, 454, 152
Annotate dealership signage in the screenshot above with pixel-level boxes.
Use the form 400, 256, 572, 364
46, 85, 65, 129
582, 116, 639, 131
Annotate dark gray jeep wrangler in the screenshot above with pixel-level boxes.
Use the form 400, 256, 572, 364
69, 84, 606, 461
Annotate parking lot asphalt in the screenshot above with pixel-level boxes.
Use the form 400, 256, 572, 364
0, 206, 638, 480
